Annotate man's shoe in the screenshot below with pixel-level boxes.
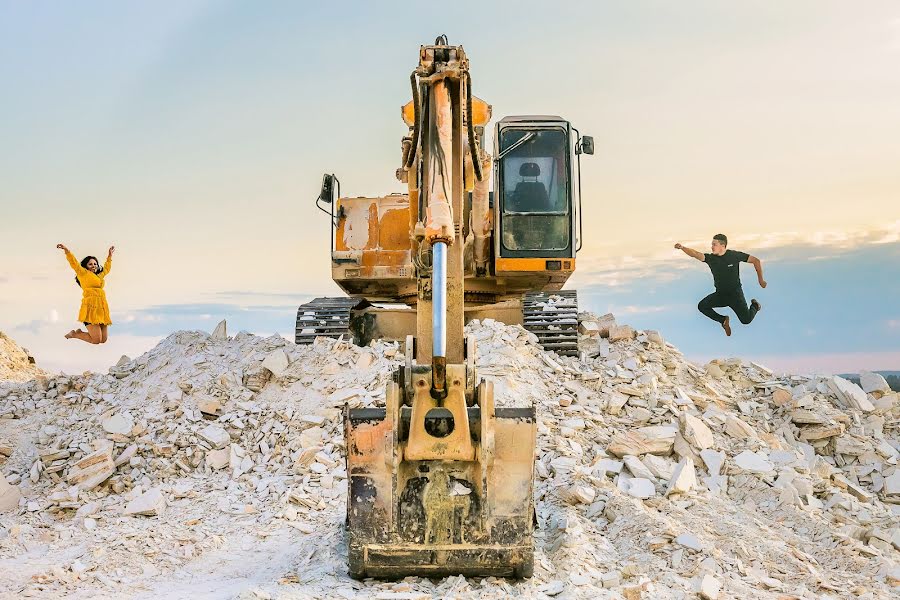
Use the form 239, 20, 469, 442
721, 316, 732, 337
750, 299, 762, 312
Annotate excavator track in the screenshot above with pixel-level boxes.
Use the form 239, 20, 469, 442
522, 290, 579, 356
295, 297, 359, 344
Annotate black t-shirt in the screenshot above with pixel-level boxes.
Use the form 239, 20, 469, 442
704, 249, 749, 293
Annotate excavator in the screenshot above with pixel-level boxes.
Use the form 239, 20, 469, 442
310, 37, 593, 579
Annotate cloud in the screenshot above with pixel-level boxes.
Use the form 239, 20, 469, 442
609, 305, 673, 315
572, 222, 900, 290
108, 301, 305, 337
14, 309, 63, 334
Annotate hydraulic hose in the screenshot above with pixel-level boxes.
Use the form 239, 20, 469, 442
464, 71, 484, 182
405, 71, 421, 169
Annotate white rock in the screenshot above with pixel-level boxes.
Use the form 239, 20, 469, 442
883, 471, 900, 496
101, 412, 134, 435
642, 454, 677, 480
0, 476, 22, 512
211, 319, 228, 340
206, 448, 230, 470
700, 449, 725, 477
666, 458, 697, 496
859, 371, 890, 394
539, 580, 565, 596
198, 424, 231, 450
622, 477, 656, 499
675, 533, 704, 551
595, 458, 623, 476
262, 349, 290, 377
123, 487, 166, 517
608, 426, 677, 457
734, 450, 774, 474
680, 413, 714, 450
698, 574, 721, 599
623, 455, 656, 480
828, 376, 874, 412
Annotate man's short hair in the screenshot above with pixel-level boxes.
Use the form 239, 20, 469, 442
713, 233, 728, 246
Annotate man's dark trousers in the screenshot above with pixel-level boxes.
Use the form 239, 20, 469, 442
698, 289, 758, 325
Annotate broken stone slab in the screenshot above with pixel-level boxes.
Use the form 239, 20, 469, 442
724, 416, 757, 440
827, 376, 874, 412
665, 458, 697, 496
619, 477, 656, 499
563, 485, 596, 505
789, 409, 826, 425
698, 574, 721, 600
733, 450, 774, 475
703, 474, 728, 495
608, 325, 636, 342
608, 426, 676, 457
883, 471, 900, 496
261, 349, 290, 377
798, 423, 843, 441
680, 413, 714, 450
834, 436, 871, 456
66, 445, 115, 491
595, 458, 623, 477
114, 444, 138, 467
198, 424, 231, 450
206, 447, 230, 470
0, 475, 22, 512
772, 388, 792, 406
700, 449, 725, 477
211, 319, 228, 341
623, 455, 656, 480
859, 371, 890, 394
578, 321, 601, 336
675, 533, 704, 551
642, 454, 677, 480
101, 412, 134, 435
123, 487, 166, 516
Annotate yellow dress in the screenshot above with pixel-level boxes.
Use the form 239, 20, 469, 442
65, 250, 113, 325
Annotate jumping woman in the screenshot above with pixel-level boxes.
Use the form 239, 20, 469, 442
57, 243, 115, 344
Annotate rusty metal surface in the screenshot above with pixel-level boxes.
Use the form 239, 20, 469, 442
344, 368, 536, 579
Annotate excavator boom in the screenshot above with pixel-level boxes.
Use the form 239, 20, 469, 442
342, 38, 537, 579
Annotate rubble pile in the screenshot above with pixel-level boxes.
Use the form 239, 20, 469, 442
0, 331, 46, 383
0, 316, 897, 599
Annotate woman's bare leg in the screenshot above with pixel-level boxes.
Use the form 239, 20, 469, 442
85, 324, 103, 344
67, 328, 95, 343
100, 324, 108, 344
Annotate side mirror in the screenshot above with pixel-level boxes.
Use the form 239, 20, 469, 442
579, 136, 594, 156
319, 173, 336, 203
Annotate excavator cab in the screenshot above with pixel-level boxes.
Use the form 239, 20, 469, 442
495, 116, 592, 264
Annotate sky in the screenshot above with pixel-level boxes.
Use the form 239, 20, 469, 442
1, 1, 898, 375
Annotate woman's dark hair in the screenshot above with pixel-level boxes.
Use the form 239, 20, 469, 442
75, 256, 103, 287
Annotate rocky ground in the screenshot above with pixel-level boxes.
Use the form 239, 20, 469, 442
0, 313, 898, 599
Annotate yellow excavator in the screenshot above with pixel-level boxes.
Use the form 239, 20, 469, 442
310, 37, 593, 579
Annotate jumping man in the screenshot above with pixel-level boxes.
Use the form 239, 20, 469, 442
674, 234, 766, 336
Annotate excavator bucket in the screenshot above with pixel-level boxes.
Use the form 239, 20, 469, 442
344, 362, 536, 579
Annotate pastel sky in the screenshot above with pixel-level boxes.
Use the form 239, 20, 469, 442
1, 2, 898, 374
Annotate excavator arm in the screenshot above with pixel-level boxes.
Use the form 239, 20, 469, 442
343, 37, 537, 579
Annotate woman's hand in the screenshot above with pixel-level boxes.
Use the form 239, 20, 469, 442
108, 246, 116, 257
57, 243, 68, 252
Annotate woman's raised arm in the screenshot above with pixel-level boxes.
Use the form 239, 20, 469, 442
58, 244, 83, 273
103, 246, 115, 276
